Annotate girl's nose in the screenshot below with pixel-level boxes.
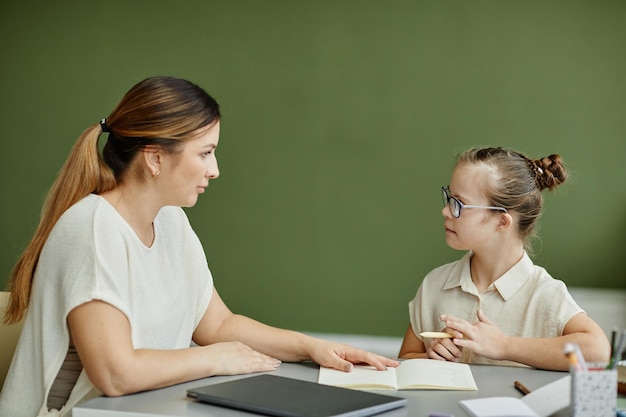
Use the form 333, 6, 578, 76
442, 204, 451, 218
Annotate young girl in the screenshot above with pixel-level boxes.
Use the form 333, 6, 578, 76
399, 147, 610, 370
0, 76, 398, 417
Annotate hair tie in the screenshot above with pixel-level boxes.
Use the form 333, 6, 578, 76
100, 118, 111, 133
526, 160, 543, 193
527, 160, 544, 177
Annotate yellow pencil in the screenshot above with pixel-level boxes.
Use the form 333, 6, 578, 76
419, 332, 454, 338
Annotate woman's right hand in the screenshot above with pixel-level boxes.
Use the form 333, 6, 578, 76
202, 341, 282, 375
68, 300, 279, 397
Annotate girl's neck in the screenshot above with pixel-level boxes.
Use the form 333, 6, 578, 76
470, 245, 524, 292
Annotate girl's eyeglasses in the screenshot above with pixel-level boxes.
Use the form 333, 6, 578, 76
442, 186, 507, 218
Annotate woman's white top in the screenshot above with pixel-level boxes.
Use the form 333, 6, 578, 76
0, 194, 213, 416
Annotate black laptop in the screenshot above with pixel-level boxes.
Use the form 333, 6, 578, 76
187, 374, 407, 417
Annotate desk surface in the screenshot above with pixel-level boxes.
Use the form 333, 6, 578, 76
73, 361, 589, 417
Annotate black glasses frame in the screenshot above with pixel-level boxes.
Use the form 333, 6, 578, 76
442, 186, 507, 218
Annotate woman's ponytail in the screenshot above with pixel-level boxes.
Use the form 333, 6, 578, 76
3, 123, 115, 324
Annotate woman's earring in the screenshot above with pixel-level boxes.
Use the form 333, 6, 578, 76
153, 170, 160, 179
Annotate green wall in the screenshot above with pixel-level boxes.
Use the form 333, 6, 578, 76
1, 1, 624, 337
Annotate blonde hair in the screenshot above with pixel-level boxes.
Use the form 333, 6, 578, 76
456, 147, 567, 250
4, 76, 220, 324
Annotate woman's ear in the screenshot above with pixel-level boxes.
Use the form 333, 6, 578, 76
142, 145, 161, 178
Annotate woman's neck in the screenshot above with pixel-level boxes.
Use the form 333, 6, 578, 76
100, 184, 161, 247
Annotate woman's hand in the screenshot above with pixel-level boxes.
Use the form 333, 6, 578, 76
69, 300, 283, 396
194, 288, 399, 373
201, 341, 282, 376
306, 339, 400, 372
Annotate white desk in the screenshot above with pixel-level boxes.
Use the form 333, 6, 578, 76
73, 361, 585, 417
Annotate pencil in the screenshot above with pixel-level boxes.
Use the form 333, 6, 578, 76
609, 327, 618, 369
514, 380, 531, 395
611, 329, 626, 370
419, 332, 454, 338
563, 342, 586, 371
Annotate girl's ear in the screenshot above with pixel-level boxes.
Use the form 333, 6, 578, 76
497, 212, 514, 232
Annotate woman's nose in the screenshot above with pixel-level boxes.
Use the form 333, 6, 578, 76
206, 160, 219, 179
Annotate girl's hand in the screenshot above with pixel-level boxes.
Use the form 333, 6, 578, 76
442, 310, 510, 360
425, 327, 464, 361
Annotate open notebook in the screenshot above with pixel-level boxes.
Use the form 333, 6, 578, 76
187, 374, 407, 417
459, 376, 570, 417
319, 358, 477, 391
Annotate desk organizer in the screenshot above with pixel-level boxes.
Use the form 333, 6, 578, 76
570, 365, 617, 417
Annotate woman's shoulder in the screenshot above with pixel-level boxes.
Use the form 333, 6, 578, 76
52, 194, 109, 231
38, 196, 115, 270
49, 195, 144, 251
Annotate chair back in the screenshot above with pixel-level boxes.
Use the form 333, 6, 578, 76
0, 291, 23, 390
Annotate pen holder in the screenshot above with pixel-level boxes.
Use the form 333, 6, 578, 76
570, 365, 617, 417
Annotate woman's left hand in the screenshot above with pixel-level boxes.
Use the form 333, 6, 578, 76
442, 310, 510, 360
307, 339, 400, 372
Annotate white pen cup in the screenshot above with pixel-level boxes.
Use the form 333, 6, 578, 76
570, 364, 617, 417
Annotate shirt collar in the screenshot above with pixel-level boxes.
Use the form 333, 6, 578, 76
442, 251, 534, 300
442, 251, 472, 291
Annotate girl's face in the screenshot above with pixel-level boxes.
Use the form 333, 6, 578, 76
442, 163, 503, 251
159, 121, 220, 207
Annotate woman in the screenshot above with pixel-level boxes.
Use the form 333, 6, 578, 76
0, 76, 398, 417
399, 147, 610, 370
